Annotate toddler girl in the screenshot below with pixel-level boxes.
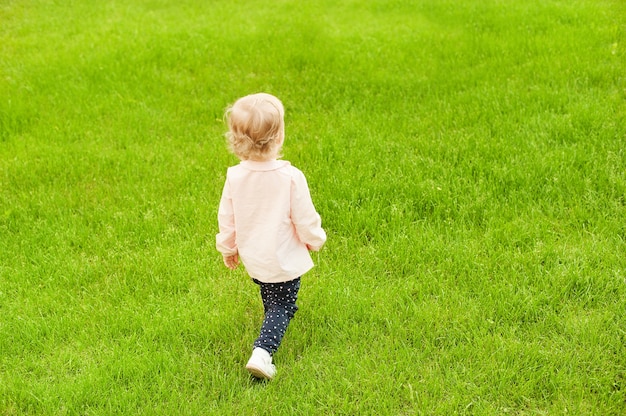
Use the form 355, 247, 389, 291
216, 93, 326, 380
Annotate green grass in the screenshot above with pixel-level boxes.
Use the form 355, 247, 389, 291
1, 0, 625, 414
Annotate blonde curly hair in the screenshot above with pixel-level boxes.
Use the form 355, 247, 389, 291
225, 93, 285, 161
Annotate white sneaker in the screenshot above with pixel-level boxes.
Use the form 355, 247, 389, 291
246, 348, 276, 380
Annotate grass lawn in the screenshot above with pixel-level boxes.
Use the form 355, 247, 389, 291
1, 0, 625, 414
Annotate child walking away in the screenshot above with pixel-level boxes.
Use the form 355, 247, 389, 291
216, 93, 326, 380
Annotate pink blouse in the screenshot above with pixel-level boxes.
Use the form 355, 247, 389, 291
216, 160, 326, 283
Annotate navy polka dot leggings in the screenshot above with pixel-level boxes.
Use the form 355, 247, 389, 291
252, 277, 301, 356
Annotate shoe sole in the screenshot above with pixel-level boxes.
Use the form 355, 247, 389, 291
246, 363, 274, 380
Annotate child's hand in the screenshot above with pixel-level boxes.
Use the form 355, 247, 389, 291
223, 254, 239, 270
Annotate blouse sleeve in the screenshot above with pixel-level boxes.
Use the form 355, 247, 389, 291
216, 177, 238, 256
290, 169, 327, 251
